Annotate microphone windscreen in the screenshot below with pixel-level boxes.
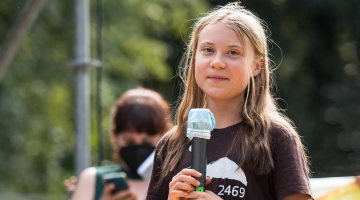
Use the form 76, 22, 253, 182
187, 109, 215, 140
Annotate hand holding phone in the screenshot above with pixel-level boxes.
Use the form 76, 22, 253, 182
101, 183, 137, 200
102, 172, 129, 194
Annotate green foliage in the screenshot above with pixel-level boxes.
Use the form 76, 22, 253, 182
0, 0, 209, 195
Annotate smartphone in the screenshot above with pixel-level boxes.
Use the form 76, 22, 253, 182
102, 172, 129, 194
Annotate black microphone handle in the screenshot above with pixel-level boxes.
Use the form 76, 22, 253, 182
191, 137, 207, 192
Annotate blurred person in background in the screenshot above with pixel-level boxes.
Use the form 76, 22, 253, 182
67, 87, 173, 200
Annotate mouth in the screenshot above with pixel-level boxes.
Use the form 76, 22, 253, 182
208, 76, 228, 80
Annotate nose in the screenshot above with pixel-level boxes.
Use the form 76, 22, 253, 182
210, 53, 226, 69
134, 134, 147, 145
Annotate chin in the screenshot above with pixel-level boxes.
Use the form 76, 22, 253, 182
205, 90, 244, 102
205, 91, 227, 100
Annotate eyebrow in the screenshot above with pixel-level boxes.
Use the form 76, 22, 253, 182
228, 44, 244, 49
200, 42, 244, 49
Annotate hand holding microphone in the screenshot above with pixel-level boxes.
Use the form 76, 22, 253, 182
168, 109, 215, 199
187, 109, 215, 192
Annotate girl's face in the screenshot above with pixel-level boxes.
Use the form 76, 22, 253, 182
113, 131, 162, 149
195, 22, 257, 103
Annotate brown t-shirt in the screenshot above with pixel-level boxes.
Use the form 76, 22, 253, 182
146, 122, 313, 200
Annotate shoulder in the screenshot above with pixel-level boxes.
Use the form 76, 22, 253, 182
268, 123, 307, 165
157, 126, 178, 148
154, 126, 179, 162
269, 122, 297, 143
79, 167, 97, 181
268, 123, 304, 154
71, 167, 97, 200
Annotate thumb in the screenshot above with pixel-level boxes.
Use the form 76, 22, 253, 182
206, 176, 212, 185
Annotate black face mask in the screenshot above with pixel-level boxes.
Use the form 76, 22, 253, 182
119, 144, 155, 175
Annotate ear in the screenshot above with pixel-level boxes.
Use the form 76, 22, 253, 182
252, 56, 264, 77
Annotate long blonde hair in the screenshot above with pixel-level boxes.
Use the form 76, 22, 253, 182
156, 2, 309, 186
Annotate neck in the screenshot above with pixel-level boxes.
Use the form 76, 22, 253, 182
206, 97, 244, 129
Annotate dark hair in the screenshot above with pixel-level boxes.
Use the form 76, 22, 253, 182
112, 88, 172, 136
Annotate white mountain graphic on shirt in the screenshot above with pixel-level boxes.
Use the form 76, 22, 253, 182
206, 157, 248, 186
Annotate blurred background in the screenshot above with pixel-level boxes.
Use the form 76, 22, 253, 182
0, 0, 359, 199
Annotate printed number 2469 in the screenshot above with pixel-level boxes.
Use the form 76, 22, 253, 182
218, 185, 245, 198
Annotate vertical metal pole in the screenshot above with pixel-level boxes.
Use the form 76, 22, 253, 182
96, 0, 104, 166
74, 0, 90, 176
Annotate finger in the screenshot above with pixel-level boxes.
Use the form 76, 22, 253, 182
70, 176, 77, 183
122, 192, 137, 200
205, 176, 212, 185
170, 181, 196, 193
123, 195, 136, 200
170, 169, 202, 189
169, 189, 189, 199
205, 190, 222, 199
173, 168, 202, 180
187, 190, 220, 200
186, 191, 207, 199
205, 190, 215, 195
125, 190, 138, 200
171, 174, 201, 188
102, 183, 115, 195
63, 179, 69, 186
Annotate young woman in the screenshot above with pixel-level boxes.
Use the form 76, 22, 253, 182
71, 88, 172, 200
147, 2, 312, 200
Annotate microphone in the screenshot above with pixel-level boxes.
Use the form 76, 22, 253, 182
187, 109, 215, 192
